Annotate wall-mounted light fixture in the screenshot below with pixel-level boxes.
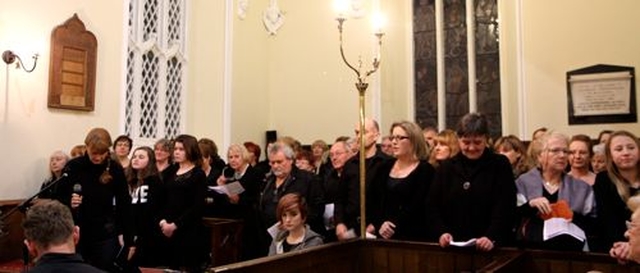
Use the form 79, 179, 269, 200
2, 50, 39, 73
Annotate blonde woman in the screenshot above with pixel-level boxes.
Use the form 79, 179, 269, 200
593, 130, 640, 256
428, 129, 459, 168
369, 121, 435, 241
494, 135, 529, 178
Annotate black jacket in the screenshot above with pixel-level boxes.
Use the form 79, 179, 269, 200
28, 253, 105, 273
426, 149, 516, 245
54, 155, 132, 245
369, 159, 435, 241
334, 149, 391, 232
259, 166, 325, 234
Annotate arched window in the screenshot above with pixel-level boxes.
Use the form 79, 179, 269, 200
125, 0, 187, 144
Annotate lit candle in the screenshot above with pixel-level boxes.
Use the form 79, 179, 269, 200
371, 12, 385, 35
333, 0, 349, 20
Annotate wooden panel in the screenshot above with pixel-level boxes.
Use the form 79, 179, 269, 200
0, 200, 25, 263
48, 14, 96, 111
209, 240, 640, 273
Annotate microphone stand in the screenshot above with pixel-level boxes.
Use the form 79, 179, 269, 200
0, 173, 69, 237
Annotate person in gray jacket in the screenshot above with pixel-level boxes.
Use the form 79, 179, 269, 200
269, 193, 324, 255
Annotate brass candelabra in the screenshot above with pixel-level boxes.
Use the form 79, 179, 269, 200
336, 16, 383, 239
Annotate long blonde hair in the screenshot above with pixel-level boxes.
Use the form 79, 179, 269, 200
605, 130, 640, 202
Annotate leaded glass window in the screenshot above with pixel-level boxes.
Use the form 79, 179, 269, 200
125, 0, 186, 144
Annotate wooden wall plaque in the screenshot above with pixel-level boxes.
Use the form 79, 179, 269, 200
48, 14, 97, 111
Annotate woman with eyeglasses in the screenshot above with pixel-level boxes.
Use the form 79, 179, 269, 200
427, 113, 516, 251
592, 130, 640, 259
515, 131, 595, 251
368, 121, 434, 241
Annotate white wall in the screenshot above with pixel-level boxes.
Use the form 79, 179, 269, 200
3, 0, 640, 199
500, 0, 640, 139
0, 1, 126, 199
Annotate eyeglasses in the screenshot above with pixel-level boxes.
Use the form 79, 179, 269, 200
389, 135, 410, 141
546, 148, 570, 155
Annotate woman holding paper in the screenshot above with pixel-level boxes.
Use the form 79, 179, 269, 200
427, 113, 516, 251
216, 143, 263, 260
593, 130, 640, 258
515, 131, 595, 251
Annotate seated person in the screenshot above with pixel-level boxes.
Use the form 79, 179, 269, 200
269, 193, 323, 255
516, 131, 595, 251
38, 150, 69, 199
22, 200, 104, 272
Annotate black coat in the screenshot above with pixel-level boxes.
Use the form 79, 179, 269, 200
426, 149, 516, 245
334, 149, 391, 232
156, 166, 208, 268
592, 171, 633, 252
54, 155, 132, 245
259, 166, 325, 233
369, 159, 435, 241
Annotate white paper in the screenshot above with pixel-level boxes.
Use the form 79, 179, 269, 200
267, 222, 281, 239
208, 181, 245, 196
450, 238, 477, 247
323, 203, 335, 230
343, 229, 357, 239
543, 217, 586, 242
365, 232, 377, 239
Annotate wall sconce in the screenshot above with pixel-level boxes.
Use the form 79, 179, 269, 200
2, 50, 39, 73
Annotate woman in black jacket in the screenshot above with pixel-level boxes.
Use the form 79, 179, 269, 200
54, 128, 132, 271
427, 113, 516, 251
369, 121, 434, 241
157, 134, 208, 272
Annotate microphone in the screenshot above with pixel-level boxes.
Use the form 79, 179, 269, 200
72, 183, 82, 216
73, 183, 82, 195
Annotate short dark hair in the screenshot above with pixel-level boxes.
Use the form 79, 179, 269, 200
456, 112, 489, 138
113, 135, 133, 150
22, 200, 74, 250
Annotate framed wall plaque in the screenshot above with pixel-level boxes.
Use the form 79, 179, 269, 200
566, 64, 636, 125
48, 14, 97, 111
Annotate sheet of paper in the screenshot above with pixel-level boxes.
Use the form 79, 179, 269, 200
343, 229, 357, 240
323, 203, 335, 230
208, 181, 245, 196
450, 238, 477, 247
543, 217, 586, 242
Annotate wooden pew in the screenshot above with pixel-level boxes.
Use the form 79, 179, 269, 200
209, 240, 522, 273
209, 240, 640, 273
0, 200, 27, 273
